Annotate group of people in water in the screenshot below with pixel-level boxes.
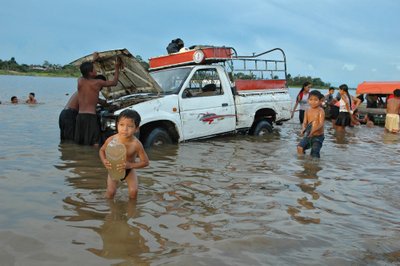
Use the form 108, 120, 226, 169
292, 82, 400, 159
58, 53, 149, 200
0, 92, 38, 104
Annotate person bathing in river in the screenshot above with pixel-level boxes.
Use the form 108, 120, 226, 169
385, 89, 400, 133
60, 75, 109, 142
334, 84, 361, 131
99, 110, 149, 199
291, 81, 312, 124
297, 90, 325, 158
74, 53, 122, 146
25, 92, 37, 104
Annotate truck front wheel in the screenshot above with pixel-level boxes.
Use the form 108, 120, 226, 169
252, 120, 273, 136
143, 128, 172, 148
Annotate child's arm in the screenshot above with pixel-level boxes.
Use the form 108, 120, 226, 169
99, 138, 112, 170
291, 97, 299, 119
126, 141, 149, 170
300, 110, 309, 135
352, 96, 362, 110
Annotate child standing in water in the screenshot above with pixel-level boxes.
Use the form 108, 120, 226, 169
297, 90, 325, 158
291, 81, 312, 124
335, 84, 353, 132
99, 109, 149, 199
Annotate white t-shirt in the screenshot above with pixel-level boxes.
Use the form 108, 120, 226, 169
299, 92, 309, 111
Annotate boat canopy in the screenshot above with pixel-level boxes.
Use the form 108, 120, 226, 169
70, 49, 162, 100
356, 81, 400, 95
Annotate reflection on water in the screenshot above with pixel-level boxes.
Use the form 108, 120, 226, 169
52, 127, 400, 265
0, 76, 400, 265
288, 160, 322, 225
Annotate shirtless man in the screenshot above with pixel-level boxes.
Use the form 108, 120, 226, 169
385, 89, 400, 133
297, 90, 325, 158
74, 55, 122, 145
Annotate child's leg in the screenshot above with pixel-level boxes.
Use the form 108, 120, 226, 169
297, 145, 304, 155
335, 125, 345, 132
105, 175, 118, 199
310, 136, 324, 158
297, 137, 309, 156
126, 170, 138, 199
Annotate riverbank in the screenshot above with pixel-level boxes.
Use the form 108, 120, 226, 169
0, 69, 79, 78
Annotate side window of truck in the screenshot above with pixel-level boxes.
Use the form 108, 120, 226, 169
183, 68, 223, 98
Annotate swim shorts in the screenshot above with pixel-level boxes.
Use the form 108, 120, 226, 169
74, 113, 100, 145
59, 108, 78, 141
298, 134, 325, 158
385, 113, 399, 132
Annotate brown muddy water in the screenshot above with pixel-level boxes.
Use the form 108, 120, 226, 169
0, 75, 399, 266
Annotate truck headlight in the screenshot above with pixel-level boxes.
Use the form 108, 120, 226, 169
100, 113, 117, 131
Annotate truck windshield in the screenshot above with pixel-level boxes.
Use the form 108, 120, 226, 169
150, 67, 192, 94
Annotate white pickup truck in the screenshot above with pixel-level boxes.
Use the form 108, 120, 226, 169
71, 46, 292, 147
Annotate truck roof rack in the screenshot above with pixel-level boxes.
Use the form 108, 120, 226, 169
149, 46, 236, 70
149, 46, 286, 78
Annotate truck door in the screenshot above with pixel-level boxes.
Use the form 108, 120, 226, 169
179, 67, 236, 140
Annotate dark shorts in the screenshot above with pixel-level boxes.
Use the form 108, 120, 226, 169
121, 169, 131, 181
330, 106, 339, 120
74, 113, 100, 145
59, 108, 78, 141
298, 134, 325, 158
299, 110, 305, 124
335, 112, 351, 127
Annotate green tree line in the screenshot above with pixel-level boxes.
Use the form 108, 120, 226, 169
287, 73, 331, 88
0, 57, 80, 77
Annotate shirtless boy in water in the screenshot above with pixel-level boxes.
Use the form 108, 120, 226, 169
385, 89, 400, 133
74, 54, 122, 145
99, 109, 149, 199
297, 90, 325, 158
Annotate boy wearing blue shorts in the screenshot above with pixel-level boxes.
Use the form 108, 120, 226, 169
297, 90, 325, 158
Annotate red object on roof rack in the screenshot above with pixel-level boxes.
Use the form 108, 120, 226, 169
149, 46, 234, 70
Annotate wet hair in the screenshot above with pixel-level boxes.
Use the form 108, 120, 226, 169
117, 109, 141, 127
394, 89, 400, 97
95, 74, 106, 81
29, 92, 35, 97
309, 90, 324, 100
11, 96, 17, 102
296, 81, 311, 101
80, 61, 94, 78
357, 94, 364, 103
339, 84, 352, 109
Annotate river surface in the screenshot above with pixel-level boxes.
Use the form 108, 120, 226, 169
0, 75, 399, 265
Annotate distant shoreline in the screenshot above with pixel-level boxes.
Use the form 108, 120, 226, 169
0, 70, 78, 78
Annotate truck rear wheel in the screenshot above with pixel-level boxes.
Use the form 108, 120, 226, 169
144, 128, 172, 148
252, 120, 273, 136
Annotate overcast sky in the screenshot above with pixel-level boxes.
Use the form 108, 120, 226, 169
1, 0, 399, 87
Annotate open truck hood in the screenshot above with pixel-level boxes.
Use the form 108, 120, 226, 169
70, 49, 162, 100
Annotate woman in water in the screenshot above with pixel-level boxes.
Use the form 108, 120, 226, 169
291, 81, 312, 124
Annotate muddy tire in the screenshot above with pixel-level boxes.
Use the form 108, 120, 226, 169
143, 128, 172, 148
252, 120, 273, 136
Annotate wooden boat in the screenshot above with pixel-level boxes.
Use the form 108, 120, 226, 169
354, 81, 400, 125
